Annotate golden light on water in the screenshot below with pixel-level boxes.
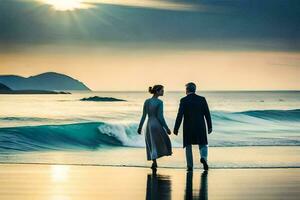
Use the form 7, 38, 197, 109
43, 0, 93, 11
51, 165, 70, 182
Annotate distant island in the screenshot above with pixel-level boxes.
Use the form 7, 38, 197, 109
80, 96, 126, 102
0, 72, 90, 91
0, 83, 70, 94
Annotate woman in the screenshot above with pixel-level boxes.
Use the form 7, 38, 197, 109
138, 85, 172, 169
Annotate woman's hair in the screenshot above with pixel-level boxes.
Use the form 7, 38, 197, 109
149, 85, 164, 94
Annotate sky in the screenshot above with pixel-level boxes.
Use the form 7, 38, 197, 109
0, 0, 299, 91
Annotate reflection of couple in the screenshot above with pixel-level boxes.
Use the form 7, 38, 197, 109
146, 170, 208, 200
185, 171, 208, 200
138, 82, 212, 171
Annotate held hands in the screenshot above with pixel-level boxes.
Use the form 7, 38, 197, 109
173, 129, 178, 136
166, 128, 171, 135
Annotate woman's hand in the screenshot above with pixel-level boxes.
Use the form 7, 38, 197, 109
166, 128, 171, 135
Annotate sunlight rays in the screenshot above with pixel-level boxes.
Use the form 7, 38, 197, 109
40, 0, 202, 12
43, 0, 94, 11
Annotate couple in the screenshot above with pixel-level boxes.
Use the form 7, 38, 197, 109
137, 82, 212, 171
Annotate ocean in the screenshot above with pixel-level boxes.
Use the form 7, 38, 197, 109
0, 91, 300, 168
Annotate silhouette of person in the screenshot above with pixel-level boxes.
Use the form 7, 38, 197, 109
146, 170, 171, 200
138, 85, 172, 169
185, 171, 208, 200
174, 82, 212, 171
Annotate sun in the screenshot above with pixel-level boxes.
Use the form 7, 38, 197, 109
43, 0, 92, 11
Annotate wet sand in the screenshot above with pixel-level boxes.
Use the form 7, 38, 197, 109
1, 146, 299, 169
0, 164, 299, 200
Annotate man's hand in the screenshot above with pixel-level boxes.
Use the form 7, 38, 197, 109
137, 128, 142, 135
173, 129, 178, 135
208, 128, 212, 134
166, 128, 171, 135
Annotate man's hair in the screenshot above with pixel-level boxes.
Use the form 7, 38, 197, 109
185, 82, 196, 93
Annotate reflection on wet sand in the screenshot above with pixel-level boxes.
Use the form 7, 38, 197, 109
185, 171, 208, 200
146, 170, 171, 200
146, 169, 208, 200
0, 165, 299, 200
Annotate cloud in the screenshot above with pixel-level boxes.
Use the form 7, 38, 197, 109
1, 0, 299, 51
35, 0, 204, 11
91, 0, 199, 11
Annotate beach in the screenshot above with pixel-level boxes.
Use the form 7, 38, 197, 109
0, 146, 300, 199
0, 164, 299, 200
0, 92, 299, 199
1, 146, 299, 169
1, 0, 299, 199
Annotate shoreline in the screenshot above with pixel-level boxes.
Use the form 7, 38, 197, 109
1, 146, 299, 169
0, 162, 300, 169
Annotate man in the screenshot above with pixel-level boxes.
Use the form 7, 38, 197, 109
173, 82, 212, 171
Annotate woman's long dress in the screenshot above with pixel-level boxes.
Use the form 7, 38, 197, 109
138, 98, 172, 160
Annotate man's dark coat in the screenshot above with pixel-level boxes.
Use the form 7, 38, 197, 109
174, 93, 212, 147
